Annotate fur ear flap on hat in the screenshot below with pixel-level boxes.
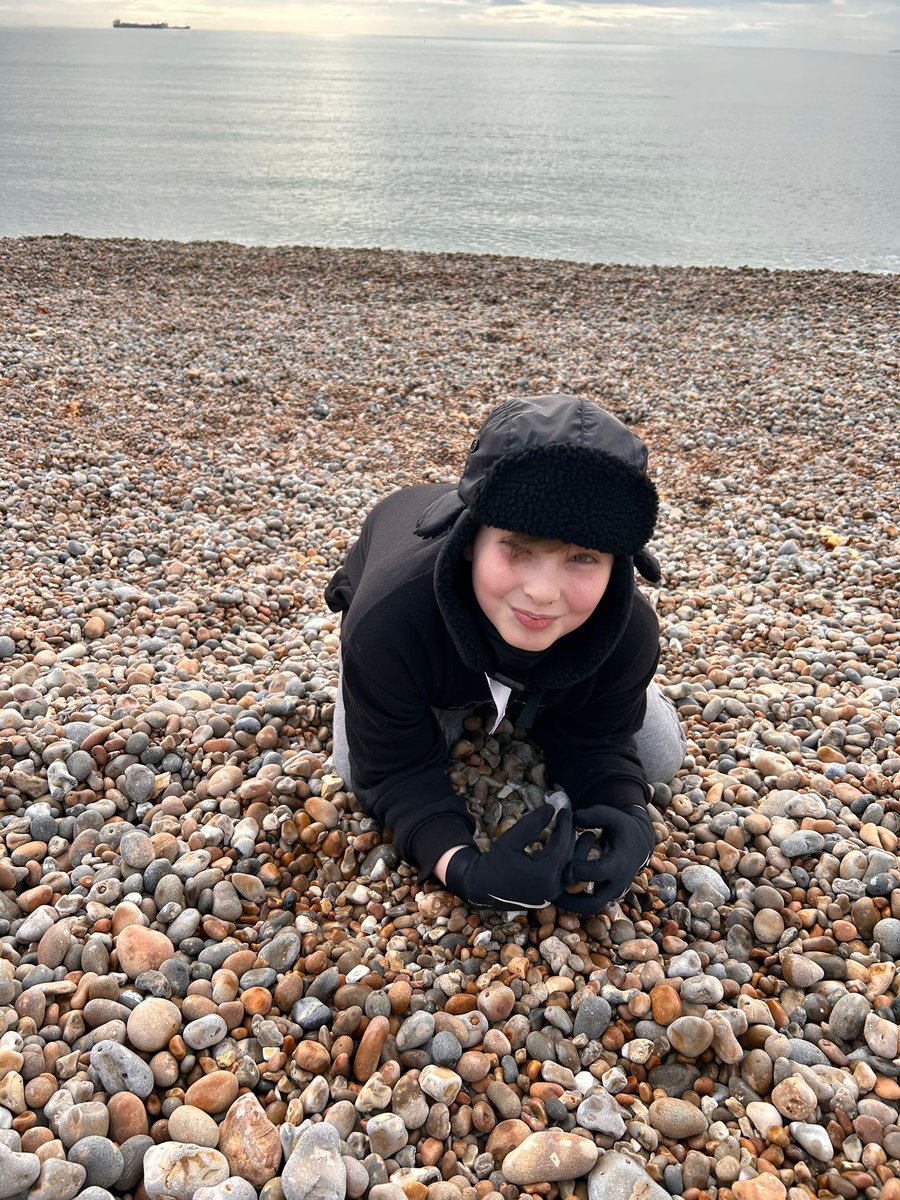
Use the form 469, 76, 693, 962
634, 549, 661, 584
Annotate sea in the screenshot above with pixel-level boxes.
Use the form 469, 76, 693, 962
0, 28, 898, 272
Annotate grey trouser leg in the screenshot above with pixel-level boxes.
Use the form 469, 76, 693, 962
330, 668, 354, 791
331, 653, 684, 793
634, 683, 687, 784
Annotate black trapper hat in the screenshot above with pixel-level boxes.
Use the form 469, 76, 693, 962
416, 394, 660, 581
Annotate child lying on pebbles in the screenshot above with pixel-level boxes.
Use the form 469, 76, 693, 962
325, 394, 686, 913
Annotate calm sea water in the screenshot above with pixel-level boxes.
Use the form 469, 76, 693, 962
1, 29, 897, 271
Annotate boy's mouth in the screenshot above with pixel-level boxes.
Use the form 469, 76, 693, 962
512, 607, 556, 630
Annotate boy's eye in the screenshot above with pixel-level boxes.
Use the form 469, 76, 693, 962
570, 552, 599, 564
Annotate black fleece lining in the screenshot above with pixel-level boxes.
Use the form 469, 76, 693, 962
469, 443, 658, 557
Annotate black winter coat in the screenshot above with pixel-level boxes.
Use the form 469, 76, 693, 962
324, 482, 660, 880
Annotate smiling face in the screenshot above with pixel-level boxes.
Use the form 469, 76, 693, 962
467, 526, 614, 652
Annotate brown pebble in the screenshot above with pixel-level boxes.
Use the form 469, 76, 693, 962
294, 1041, 331, 1074
486, 1119, 532, 1163
457, 1052, 493, 1083
20, 1128, 54, 1154
388, 980, 412, 1014
108, 1091, 149, 1142
832, 920, 857, 942
183, 1070, 239, 1114
650, 985, 682, 1025
115, 925, 175, 978
354, 1015, 390, 1082
240, 987, 271, 1016
445, 995, 478, 1015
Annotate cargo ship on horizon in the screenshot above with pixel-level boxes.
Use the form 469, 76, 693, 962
112, 18, 191, 28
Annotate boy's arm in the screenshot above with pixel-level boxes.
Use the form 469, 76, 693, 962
533, 641, 660, 816
338, 642, 478, 881
533, 643, 660, 912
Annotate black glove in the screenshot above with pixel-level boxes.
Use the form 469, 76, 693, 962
554, 803, 655, 915
445, 804, 575, 911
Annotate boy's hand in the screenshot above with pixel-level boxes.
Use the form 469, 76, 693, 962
445, 804, 575, 911
555, 803, 655, 915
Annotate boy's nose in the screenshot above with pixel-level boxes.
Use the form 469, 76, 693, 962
522, 565, 561, 605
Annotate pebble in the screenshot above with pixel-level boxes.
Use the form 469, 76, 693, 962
789, 1120, 835, 1160
681, 864, 730, 901
667, 1015, 715, 1056
166, 1105, 220, 1147
218, 1094, 282, 1186
66, 1136, 124, 1190
195, 1181, 259, 1200
874, 917, 900, 957
29, 1159, 86, 1200
501, 1129, 600, 1183
143, 1143, 231, 1200
418, 1066, 463, 1104
184, 1072, 240, 1115
366, 1112, 409, 1156
781, 954, 825, 988
115, 926, 176, 978
126, 998, 182, 1051
771, 1077, 818, 1120
0, 1143, 41, 1198
830, 993, 872, 1041
0, 240, 898, 1200
282, 1123, 346, 1200
573, 994, 612, 1038
576, 1091, 627, 1137
92, 1044, 154, 1101
733, 1178, 788, 1200
648, 1098, 709, 1138
865, 1012, 900, 1059
588, 1151, 670, 1200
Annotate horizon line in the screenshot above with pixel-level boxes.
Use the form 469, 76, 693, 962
0, 24, 893, 54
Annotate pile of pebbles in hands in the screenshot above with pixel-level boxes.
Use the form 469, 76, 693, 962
0, 235, 898, 1200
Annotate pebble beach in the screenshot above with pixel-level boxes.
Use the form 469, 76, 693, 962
0, 234, 899, 1200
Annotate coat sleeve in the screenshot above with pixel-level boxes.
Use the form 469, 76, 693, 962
339, 614, 477, 881
532, 605, 661, 815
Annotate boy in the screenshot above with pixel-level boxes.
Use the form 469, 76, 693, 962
325, 394, 684, 914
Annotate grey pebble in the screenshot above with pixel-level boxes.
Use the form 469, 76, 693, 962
122, 762, 156, 804
829, 993, 872, 1042
681, 864, 730, 901
90, 1040, 155, 1098
118, 1135, 155, 1191
873, 917, 900, 957
430, 1031, 462, 1066
291, 997, 333, 1030
66, 1136, 124, 1190
282, 1123, 346, 1200
588, 1149, 670, 1200
780, 831, 826, 857
573, 994, 612, 1039
395, 1011, 435, 1051
183, 1014, 228, 1050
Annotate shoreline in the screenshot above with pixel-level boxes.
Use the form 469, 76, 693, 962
1, 235, 898, 1200
3, 233, 896, 280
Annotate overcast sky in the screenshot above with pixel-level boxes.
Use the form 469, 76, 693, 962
2, 0, 898, 51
